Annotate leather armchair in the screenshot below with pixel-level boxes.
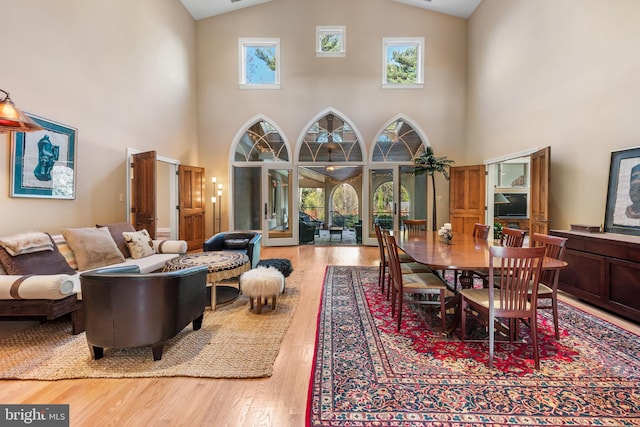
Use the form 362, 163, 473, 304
202, 231, 262, 268
80, 265, 208, 361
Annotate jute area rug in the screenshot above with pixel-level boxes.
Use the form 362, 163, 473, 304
307, 266, 640, 427
0, 269, 302, 380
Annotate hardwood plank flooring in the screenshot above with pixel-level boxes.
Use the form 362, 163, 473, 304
0, 245, 637, 427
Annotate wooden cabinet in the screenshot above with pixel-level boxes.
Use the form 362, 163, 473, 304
550, 230, 640, 323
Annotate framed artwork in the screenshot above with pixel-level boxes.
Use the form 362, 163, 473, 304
10, 114, 77, 199
239, 38, 280, 89
316, 26, 346, 57
604, 146, 640, 236
382, 37, 424, 88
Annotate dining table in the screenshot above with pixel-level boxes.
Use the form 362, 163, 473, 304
392, 230, 568, 335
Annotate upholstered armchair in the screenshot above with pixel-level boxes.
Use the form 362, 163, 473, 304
79, 265, 208, 361
202, 231, 261, 268
299, 221, 316, 244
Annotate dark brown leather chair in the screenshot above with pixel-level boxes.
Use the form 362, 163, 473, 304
203, 231, 262, 268
80, 265, 208, 361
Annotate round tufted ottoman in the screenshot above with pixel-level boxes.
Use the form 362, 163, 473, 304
239, 267, 285, 314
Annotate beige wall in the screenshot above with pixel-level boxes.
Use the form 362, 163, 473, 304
196, 0, 469, 232
0, 0, 198, 235
467, 0, 640, 230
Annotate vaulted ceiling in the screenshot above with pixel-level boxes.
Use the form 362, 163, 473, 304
180, 0, 482, 21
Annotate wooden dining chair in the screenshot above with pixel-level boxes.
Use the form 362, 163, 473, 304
454, 223, 491, 288
403, 219, 427, 232
460, 245, 546, 369
500, 227, 527, 247
472, 226, 526, 287
529, 233, 568, 340
374, 224, 432, 296
385, 233, 449, 332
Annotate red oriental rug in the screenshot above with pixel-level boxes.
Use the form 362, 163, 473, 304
306, 265, 640, 427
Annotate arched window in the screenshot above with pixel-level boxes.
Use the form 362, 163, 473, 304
298, 113, 362, 163
371, 118, 425, 163
234, 119, 289, 162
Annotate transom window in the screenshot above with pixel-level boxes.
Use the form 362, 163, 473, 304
299, 113, 362, 163
234, 119, 288, 162
372, 118, 425, 162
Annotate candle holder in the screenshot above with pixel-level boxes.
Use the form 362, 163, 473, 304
438, 224, 453, 245
439, 229, 453, 245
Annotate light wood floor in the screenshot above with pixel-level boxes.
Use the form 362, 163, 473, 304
0, 245, 638, 427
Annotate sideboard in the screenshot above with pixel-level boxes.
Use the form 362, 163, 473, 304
550, 230, 640, 323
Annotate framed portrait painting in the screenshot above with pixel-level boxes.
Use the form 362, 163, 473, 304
10, 114, 77, 199
604, 146, 640, 236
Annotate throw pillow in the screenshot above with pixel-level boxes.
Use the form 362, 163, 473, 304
61, 227, 125, 271
224, 238, 250, 249
122, 229, 155, 259
96, 222, 136, 258
51, 234, 78, 270
0, 234, 76, 275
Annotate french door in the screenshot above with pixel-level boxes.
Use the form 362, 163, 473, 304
366, 165, 427, 244
262, 166, 294, 246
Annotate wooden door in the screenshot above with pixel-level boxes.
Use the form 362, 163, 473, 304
530, 146, 551, 235
179, 165, 206, 251
131, 151, 157, 238
449, 165, 486, 234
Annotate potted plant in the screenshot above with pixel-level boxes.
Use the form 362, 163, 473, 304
493, 222, 503, 240
413, 146, 455, 231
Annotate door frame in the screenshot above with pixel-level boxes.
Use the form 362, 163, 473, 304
263, 165, 296, 246
484, 147, 543, 237
126, 148, 179, 240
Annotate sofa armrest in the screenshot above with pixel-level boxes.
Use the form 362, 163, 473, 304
0, 274, 77, 300
153, 239, 187, 254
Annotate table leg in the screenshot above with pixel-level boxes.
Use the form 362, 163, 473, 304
208, 282, 217, 310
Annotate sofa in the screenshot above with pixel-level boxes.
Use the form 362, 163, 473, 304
80, 265, 207, 361
202, 231, 262, 269
0, 223, 188, 334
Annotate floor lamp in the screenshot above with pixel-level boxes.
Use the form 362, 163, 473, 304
217, 184, 223, 232
211, 177, 217, 235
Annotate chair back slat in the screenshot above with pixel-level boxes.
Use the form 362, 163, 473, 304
384, 233, 402, 293
374, 224, 387, 263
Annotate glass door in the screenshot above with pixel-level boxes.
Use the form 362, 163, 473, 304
369, 168, 396, 239
367, 166, 428, 242
263, 167, 294, 246
400, 165, 428, 228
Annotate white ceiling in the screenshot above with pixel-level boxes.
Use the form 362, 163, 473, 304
180, 0, 482, 21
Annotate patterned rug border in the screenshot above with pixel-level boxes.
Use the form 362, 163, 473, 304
306, 265, 640, 427
0, 269, 303, 380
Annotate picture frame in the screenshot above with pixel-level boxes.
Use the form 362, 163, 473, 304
238, 38, 280, 89
604, 146, 640, 236
10, 114, 77, 199
316, 26, 346, 57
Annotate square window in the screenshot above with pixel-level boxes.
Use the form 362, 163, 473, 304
239, 38, 280, 89
316, 26, 346, 57
382, 37, 424, 88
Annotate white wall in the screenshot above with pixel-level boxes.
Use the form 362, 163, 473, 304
467, 0, 640, 229
0, 0, 198, 235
